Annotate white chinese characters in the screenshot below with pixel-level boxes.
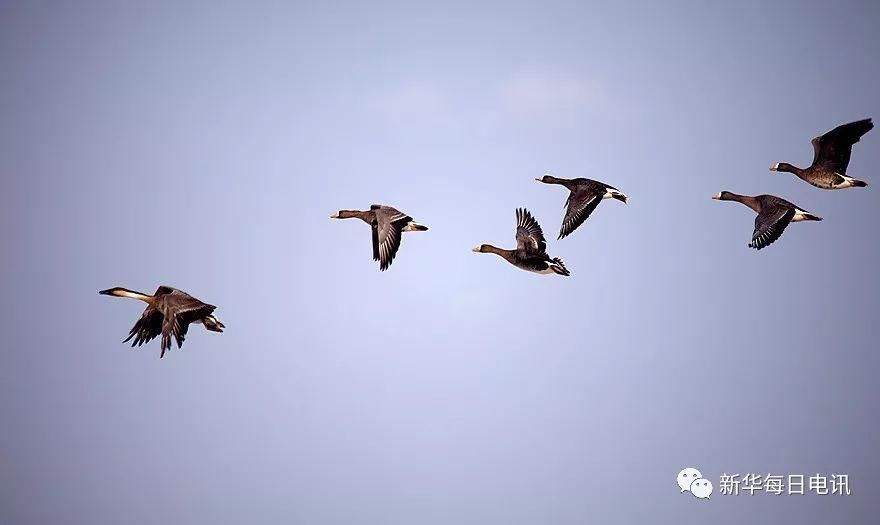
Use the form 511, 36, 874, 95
718, 473, 851, 496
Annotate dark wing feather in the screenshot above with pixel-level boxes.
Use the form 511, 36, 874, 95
371, 222, 380, 262
750, 205, 795, 250
159, 313, 180, 357
157, 291, 216, 357
811, 118, 873, 173
372, 206, 409, 271
122, 305, 163, 348
559, 188, 602, 239
515, 208, 547, 254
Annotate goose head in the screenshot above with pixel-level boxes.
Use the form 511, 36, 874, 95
99, 287, 153, 302
100, 287, 136, 297
769, 162, 796, 173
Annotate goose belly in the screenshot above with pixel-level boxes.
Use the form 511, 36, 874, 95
517, 258, 553, 274
805, 171, 858, 189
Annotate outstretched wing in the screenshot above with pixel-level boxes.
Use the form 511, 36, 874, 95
750, 205, 795, 250
158, 291, 216, 357
811, 118, 873, 174
122, 305, 163, 348
371, 206, 410, 271
515, 208, 547, 254
559, 187, 603, 240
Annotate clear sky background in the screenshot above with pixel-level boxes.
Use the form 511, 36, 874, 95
2, 1, 879, 523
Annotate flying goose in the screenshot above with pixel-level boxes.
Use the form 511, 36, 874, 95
536, 174, 627, 239
472, 208, 570, 275
712, 192, 822, 250
99, 286, 224, 358
331, 204, 428, 271
770, 118, 873, 189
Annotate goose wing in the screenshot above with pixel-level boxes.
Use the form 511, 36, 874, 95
750, 205, 795, 250
123, 306, 163, 348
158, 290, 216, 357
371, 205, 411, 271
559, 185, 603, 239
810, 118, 873, 174
515, 208, 547, 254
120, 286, 179, 348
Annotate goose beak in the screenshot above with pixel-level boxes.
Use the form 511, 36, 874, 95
769, 163, 779, 171
98, 289, 112, 295
330, 212, 339, 219
471, 246, 481, 252
711, 193, 721, 200
534, 177, 542, 181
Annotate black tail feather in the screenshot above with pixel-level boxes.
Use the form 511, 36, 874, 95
550, 258, 570, 276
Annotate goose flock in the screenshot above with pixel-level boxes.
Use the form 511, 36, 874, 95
714, 118, 872, 250
101, 118, 873, 357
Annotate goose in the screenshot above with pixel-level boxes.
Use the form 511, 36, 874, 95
770, 118, 873, 189
99, 286, 224, 357
472, 208, 570, 275
535, 174, 627, 239
331, 204, 428, 271
712, 192, 822, 250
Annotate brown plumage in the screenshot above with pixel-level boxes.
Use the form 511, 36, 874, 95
99, 286, 224, 358
771, 118, 873, 189
536, 174, 627, 239
472, 208, 570, 276
712, 192, 822, 250
331, 204, 428, 271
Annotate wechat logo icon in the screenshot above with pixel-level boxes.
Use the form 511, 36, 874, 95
677, 467, 713, 500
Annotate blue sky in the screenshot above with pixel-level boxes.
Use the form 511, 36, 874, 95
1, 1, 879, 523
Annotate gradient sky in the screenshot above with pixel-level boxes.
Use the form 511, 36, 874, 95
2, 1, 879, 523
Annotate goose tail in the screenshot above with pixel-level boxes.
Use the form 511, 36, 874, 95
550, 258, 570, 277
203, 315, 226, 333
850, 178, 868, 188
403, 222, 429, 232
